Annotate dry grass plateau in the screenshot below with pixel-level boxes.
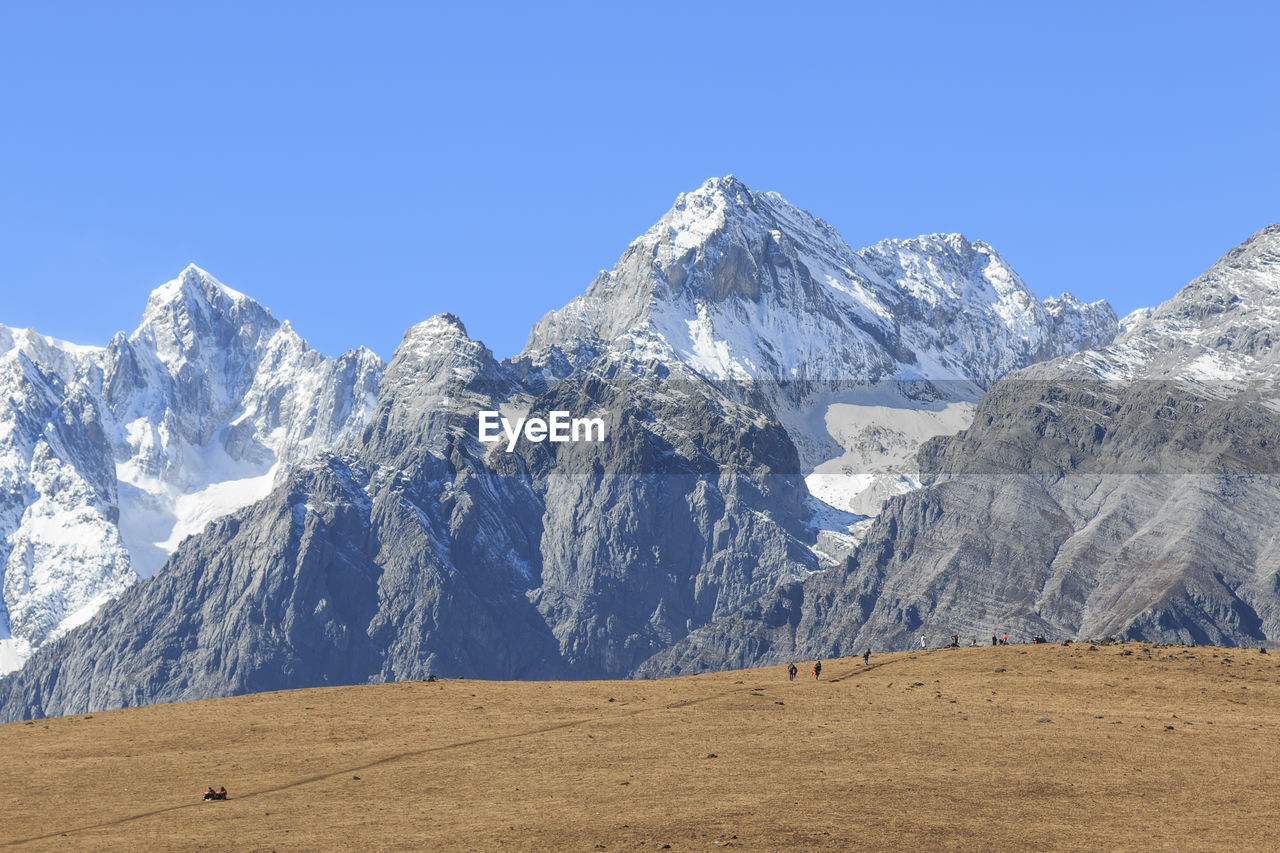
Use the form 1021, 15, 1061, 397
3, 642, 1280, 851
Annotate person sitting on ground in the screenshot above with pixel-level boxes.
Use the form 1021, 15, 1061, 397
213, 786, 228, 800
203, 787, 215, 801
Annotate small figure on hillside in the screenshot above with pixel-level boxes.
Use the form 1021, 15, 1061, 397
813, 660, 822, 679
216, 787, 228, 800
951, 634, 960, 648
203, 787, 215, 801
863, 648, 871, 666
992, 635, 998, 646
1002, 632, 1008, 645
920, 635, 926, 649
788, 662, 798, 681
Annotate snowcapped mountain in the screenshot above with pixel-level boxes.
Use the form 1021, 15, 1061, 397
640, 223, 1280, 676
0, 266, 383, 672
523, 176, 1117, 560
0, 177, 1125, 718
526, 177, 1115, 386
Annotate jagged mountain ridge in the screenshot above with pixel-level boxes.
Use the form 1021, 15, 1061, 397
0, 267, 383, 672
0, 176, 1119, 717
524, 176, 1115, 387
639, 224, 1280, 676
1023, 224, 1280, 383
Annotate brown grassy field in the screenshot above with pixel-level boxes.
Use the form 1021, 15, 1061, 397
2, 641, 1279, 851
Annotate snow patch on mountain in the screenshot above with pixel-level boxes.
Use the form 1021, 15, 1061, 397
804, 391, 979, 515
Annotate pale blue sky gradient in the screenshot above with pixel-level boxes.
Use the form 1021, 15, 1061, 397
2, 2, 1277, 360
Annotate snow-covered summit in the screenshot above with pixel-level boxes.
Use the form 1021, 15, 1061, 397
136, 265, 271, 371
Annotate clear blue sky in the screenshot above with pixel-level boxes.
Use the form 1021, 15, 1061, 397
2, 2, 1277, 361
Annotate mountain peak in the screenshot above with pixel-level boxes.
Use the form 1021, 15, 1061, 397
686, 174, 749, 198
403, 313, 470, 344
140, 266, 267, 331
1210, 223, 1280, 273
393, 313, 497, 376
127, 267, 280, 381
1153, 223, 1280, 323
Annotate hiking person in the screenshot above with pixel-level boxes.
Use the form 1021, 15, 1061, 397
863, 648, 870, 666
992, 634, 998, 646
1002, 632, 1008, 644
788, 662, 798, 681
920, 634, 926, 649
813, 660, 822, 679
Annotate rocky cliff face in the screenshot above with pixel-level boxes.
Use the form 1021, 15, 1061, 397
638, 225, 1280, 676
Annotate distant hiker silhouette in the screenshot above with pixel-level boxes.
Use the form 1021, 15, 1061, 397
863, 648, 870, 665
920, 635, 926, 649
813, 660, 822, 679
788, 663, 798, 681
992, 635, 998, 646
